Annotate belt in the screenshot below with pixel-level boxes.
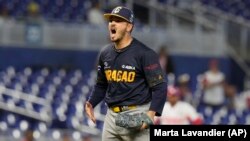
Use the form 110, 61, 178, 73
110, 105, 137, 113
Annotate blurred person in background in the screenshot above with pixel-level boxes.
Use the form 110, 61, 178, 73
234, 88, 250, 111
26, 1, 42, 23
158, 46, 175, 86
25, 1, 43, 45
155, 85, 203, 125
62, 132, 71, 141
224, 84, 238, 110
87, 1, 105, 26
158, 46, 175, 75
21, 130, 34, 141
0, 5, 10, 28
247, 96, 250, 110
82, 134, 92, 141
0, 5, 10, 20
201, 59, 226, 109
177, 73, 195, 106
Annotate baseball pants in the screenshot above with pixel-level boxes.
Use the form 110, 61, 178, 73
102, 102, 151, 141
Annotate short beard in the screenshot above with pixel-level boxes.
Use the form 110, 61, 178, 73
114, 30, 126, 43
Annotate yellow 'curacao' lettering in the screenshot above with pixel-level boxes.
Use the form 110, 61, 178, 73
105, 69, 135, 82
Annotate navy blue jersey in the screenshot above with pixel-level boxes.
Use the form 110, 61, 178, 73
92, 38, 166, 107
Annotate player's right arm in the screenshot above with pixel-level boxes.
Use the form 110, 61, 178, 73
85, 50, 108, 123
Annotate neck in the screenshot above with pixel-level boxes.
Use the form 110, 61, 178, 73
170, 101, 178, 106
114, 34, 133, 49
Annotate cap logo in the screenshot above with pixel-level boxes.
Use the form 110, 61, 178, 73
112, 7, 122, 14
129, 14, 134, 23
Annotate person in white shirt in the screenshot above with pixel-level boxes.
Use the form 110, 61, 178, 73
202, 59, 226, 108
87, 2, 105, 26
155, 85, 203, 125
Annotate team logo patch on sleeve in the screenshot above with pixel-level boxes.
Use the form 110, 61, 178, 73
145, 69, 165, 87
97, 65, 101, 71
144, 64, 159, 70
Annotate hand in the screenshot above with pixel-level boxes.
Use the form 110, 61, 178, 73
84, 101, 96, 124
140, 110, 155, 130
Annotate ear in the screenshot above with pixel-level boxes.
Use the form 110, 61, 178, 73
126, 23, 133, 33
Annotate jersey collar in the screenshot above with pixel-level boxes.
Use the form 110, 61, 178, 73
113, 38, 134, 53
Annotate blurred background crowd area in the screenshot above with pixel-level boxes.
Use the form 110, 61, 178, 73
0, 0, 250, 141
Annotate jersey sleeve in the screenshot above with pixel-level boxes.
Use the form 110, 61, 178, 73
87, 51, 108, 108
142, 50, 165, 87
142, 50, 167, 116
95, 52, 108, 85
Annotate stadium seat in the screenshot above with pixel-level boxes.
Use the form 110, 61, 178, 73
200, 0, 250, 20
0, 0, 88, 23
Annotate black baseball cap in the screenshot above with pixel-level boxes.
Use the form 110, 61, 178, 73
104, 6, 134, 24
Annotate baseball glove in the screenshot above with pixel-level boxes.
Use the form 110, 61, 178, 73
115, 112, 153, 129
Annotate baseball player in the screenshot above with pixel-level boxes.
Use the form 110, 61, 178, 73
84, 6, 167, 141
155, 85, 203, 125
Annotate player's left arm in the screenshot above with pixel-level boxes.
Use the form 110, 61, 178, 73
139, 50, 167, 130
142, 50, 167, 123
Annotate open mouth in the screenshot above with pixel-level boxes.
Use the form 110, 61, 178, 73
111, 28, 116, 34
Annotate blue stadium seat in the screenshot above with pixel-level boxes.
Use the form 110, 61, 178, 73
16, 100, 26, 109
40, 0, 86, 22
200, 0, 250, 21
237, 115, 246, 124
